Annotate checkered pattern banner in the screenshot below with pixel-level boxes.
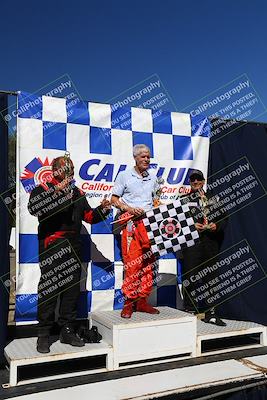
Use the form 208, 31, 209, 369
143, 200, 199, 259
16, 91, 210, 322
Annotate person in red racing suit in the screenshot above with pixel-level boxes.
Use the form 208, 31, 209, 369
111, 144, 160, 319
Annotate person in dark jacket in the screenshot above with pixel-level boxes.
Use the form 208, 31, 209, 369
179, 169, 227, 326
28, 155, 110, 353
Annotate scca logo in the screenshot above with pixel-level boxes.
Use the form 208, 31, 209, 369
20, 157, 53, 193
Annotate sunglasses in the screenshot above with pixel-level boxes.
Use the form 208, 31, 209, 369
190, 176, 203, 182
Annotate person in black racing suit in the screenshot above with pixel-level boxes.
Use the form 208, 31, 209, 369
28, 155, 110, 353
179, 169, 227, 326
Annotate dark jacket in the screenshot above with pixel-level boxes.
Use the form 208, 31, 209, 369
179, 190, 227, 246
28, 182, 107, 241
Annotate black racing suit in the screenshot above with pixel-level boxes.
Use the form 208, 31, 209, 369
28, 181, 108, 335
180, 191, 226, 313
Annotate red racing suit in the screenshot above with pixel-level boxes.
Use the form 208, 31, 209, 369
119, 214, 156, 299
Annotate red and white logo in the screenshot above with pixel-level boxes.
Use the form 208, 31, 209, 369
160, 218, 181, 239
20, 157, 53, 193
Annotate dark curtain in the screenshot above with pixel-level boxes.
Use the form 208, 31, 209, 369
209, 120, 267, 324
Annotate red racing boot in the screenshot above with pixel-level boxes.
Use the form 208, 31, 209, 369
121, 298, 134, 318
136, 297, 160, 314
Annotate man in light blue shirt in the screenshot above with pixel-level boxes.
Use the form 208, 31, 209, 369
112, 162, 158, 212
111, 144, 160, 318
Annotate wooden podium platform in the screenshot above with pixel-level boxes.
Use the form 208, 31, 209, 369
4, 307, 267, 387
4, 338, 113, 387
91, 307, 197, 369
197, 318, 267, 356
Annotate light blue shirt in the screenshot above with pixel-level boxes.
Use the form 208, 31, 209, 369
112, 167, 159, 210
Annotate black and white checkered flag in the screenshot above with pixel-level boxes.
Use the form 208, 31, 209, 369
143, 200, 199, 258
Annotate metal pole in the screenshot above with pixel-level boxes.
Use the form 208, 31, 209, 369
0, 90, 18, 96
0, 93, 9, 366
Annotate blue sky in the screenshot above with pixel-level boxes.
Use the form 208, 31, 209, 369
1, 0, 267, 121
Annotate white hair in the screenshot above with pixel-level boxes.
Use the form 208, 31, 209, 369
133, 144, 150, 157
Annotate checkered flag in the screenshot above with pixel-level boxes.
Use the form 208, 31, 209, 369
143, 200, 199, 258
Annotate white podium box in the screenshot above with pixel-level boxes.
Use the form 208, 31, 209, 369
196, 318, 267, 356
4, 338, 113, 387
91, 307, 197, 369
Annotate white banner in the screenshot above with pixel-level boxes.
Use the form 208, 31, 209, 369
16, 91, 210, 322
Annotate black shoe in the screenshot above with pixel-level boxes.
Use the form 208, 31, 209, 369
202, 311, 227, 327
60, 326, 85, 347
77, 325, 102, 343
37, 335, 50, 353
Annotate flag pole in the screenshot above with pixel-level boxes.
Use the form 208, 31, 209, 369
0, 93, 10, 365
